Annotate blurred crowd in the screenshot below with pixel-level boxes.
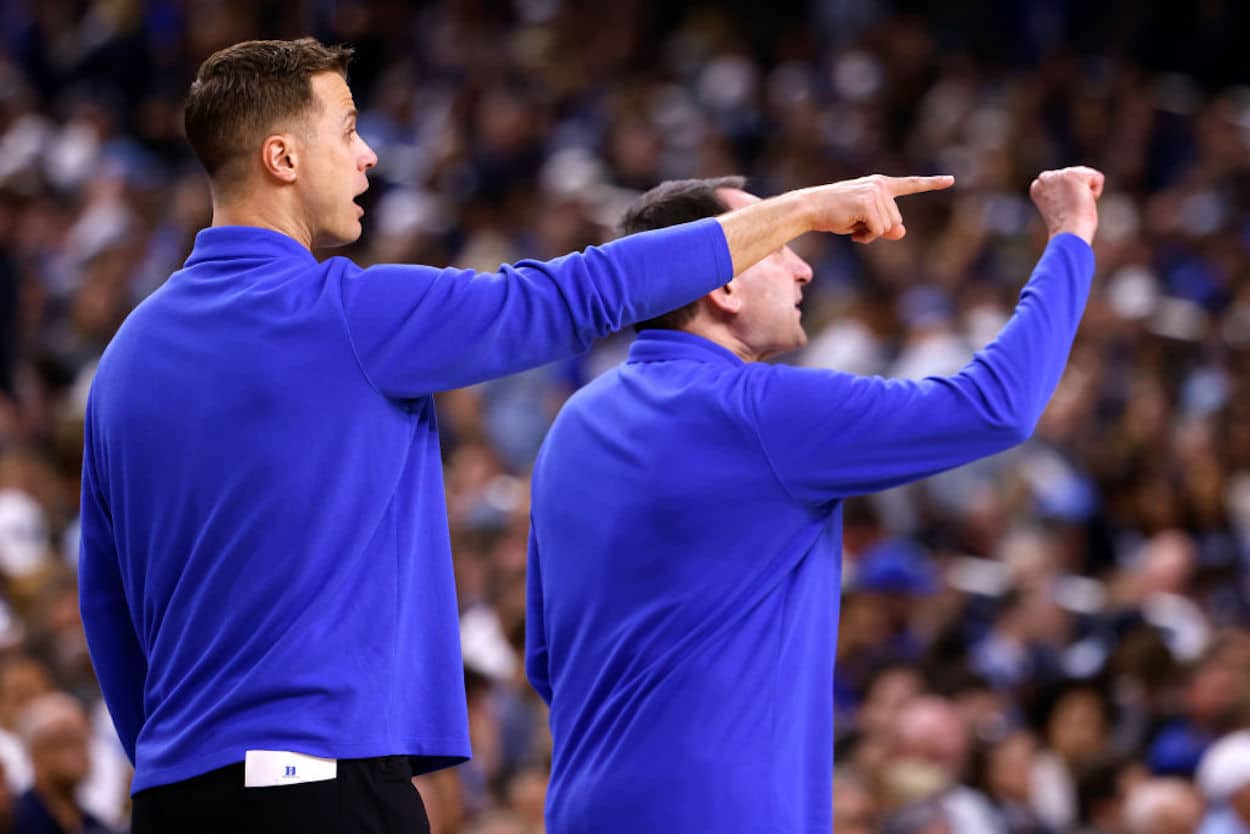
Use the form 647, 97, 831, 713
1, 0, 1250, 832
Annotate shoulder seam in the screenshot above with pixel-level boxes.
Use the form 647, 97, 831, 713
734, 365, 807, 507
328, 257, 388, 399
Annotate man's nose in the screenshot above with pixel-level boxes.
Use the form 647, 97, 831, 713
787, 247, 813, 284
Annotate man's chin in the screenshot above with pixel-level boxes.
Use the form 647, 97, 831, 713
313, 221, 363, 250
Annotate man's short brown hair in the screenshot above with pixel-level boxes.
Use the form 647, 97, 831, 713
184, 38, 353, 186
619, 176, 746, 331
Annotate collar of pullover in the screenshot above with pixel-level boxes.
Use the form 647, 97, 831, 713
185, 226, 319, 267
626, 329, 746, 368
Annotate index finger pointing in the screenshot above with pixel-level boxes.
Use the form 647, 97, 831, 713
884, 175, 956, 197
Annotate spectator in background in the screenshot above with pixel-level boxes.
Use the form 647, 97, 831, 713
976, 730, 1055, 834
1195, 730, 1250, 834
0, 652, 52, 794
13, 692, 113, 834
1033, 679, 1118, 829
887, 695, 1001, 834
1074, 755, 1151, 834
1148, 643, 1250, 778
1122, 779, 1204, 834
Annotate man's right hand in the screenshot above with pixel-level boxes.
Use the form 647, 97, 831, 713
799, 174, 955, 243
717, 172, 953, 276
1029, 166, 1104, 245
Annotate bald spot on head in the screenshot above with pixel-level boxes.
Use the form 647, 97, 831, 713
17, 691, 87, 749
18, 691, 91, 794
893, 696, 970, 774
1123, 778, 1204, 834
0, 654, 52, 730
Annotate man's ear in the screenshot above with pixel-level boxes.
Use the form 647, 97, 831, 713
260, 134, 298, 184
704, 280, 742, 316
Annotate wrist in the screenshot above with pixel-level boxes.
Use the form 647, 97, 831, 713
788, 189, 820, 235
1050, 224, 1095, 246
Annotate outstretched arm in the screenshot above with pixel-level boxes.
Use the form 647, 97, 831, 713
338, 174, 955, 399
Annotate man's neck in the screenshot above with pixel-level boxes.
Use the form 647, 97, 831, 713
680, 321, 760, 363
212, 197, 313, 250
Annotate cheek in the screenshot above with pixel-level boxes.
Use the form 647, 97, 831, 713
745, 282, 785, 315
763, 275, 796, 312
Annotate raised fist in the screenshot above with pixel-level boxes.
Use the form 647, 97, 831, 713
1029, 166, 1104, 245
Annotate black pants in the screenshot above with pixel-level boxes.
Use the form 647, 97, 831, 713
131, 756, 431, 834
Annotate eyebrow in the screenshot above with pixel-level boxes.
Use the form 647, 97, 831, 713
343, 108, 358, 124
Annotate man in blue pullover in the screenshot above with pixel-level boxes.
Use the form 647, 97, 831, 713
77, 37, 954, 833
526, 166, 1103, 833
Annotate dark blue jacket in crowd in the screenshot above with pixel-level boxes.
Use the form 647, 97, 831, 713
15, 788, 115, 834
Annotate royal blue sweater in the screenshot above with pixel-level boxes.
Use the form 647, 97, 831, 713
79, 220, 732, 793
526, 234, 1094, 834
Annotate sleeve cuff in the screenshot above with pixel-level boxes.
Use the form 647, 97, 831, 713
1047, 232, 1096, 277
698, 216, 734, 283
